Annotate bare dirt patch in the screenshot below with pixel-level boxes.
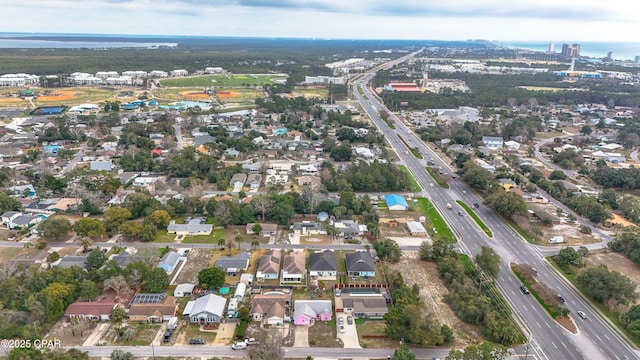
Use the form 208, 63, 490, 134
45, 318, 98, 346
608, 214, 638, 229
300, 235, 331, 245
542, 223, 600, 246
174, 249, 217, 285
393, 252, 482, 346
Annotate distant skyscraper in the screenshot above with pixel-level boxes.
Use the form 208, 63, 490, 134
607, 51, 614, 60
635, 56, 639, 63
548, 43, 554, 53
561, 43, 580, 58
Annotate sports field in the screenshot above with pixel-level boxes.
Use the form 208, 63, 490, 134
0, 87, 126, 108
158, 74, 287, 87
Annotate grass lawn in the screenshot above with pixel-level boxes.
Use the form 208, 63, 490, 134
426, 167, 449, 188
159, 74, 286, 88
181, 324, 218, 344
357, 320, 386, 337
154, 230, 176, 243
397, 165, 422, 193
416, 198, 456, 243
0, 247, 26, 264
456, 200, 493, 237
381, 115, 396, 129
509, 221, 539, 244
548, 259, 640, 347
183, 229, 224, 244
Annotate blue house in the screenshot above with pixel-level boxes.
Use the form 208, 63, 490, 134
345, 252, 376, 278
43, 145, 62, 155
384, 194, 409, 211
158, 251, 181, 273
123, 104, 137, 111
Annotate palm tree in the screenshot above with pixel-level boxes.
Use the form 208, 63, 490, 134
80, 237, 92, 253
217, 237, 225, 249
251, 239, 260, 249
23, 241, 33, 256
234, 231, 244, 244
225, 238, 236, 255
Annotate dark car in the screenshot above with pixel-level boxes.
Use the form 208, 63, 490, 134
163, 331, 173, 343
473, 203, 480, 209
189, 338, 205, 345
557, 294, 565, 303
520, 285, 530, 294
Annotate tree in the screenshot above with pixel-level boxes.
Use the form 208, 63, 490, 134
580, 125, 592, 136
111, 307, 126, 322
330, 144, 353, 161
141, 223, 157, 242
76, 279, 99, 301
251, 223, 263, 234
418, 241, 433, 261
118, 221, 142, 240
86, 249, 107, 270
143, 267, 169, 293
0, 192, 22, 213
554, 247, 583, 268
251, 239, 260, 248
446, 341, 507, 360
38, 217, 72, 241
73, 217, 106, 238
484, 190, 528, 219
225, 238, 236, 255
47, 251, 60, 263
103, 207, 132, 230
474, 246, 500, 278
459, 163, 495, 192
148, 210, 171, 229
110, 349, 133, 360
270, 201, 295, 225
251, 195, 274, 221
103, 275, 133, 300
197, 267, 225, 289
576, 265, 637, 305
373, 238, 401, 263
392, 345, 417, 360
548, 170, 567, 180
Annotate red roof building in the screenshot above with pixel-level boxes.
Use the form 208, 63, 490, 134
384, 82, 420, 92
65, 301, 119, 321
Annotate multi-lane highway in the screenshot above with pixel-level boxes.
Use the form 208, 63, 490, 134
352, 52, 639, 360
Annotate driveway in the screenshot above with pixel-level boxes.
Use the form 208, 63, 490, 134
293, 325, 309, 347
82, 322, 112, 346
336, 314, 361, 349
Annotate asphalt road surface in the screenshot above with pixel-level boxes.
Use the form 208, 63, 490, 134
352, 52, 639, 360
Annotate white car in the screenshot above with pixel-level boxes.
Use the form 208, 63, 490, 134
339, 325, 346, 333
577, 311, 587, 319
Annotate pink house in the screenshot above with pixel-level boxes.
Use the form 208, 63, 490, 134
293, 300, 332, 325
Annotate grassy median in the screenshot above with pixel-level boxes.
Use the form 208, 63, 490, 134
456, 200, 493, 237
426, 167, 449, 188
417, 197, 456, 243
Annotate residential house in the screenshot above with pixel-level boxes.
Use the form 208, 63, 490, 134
498, 178, 517, 191
256, 250, 281, 281
246, 174, 262, 190
109, 252, 141, 267
246, 223, 278, 237
281, 251, 306, 284
265, 172, 288, 186
8, 184, 36, 198
215, 252, 251, 275
407, 221, 427, 236
345, 252, 376, 278
308, 250, 337, 281
250, 292, 290, 325
333, 220, 366, 238
293, 300, 332, 325
355, 147, 375, 159
292, 222, 324, 235
133, 176, 161, 188
174, 283, 195, 298
65, 300, 119, 321
297, 164, 318, 175
167, 217, 213, 236
339, 289, 389, 319
128, 293, 178, 322
242, 163, 262, 173
482, 136, 504, 149
384, 194, 409, 211
11, 214, 43, 230
51, 255, 88, 269
503, 140, 521, 151
1, 211, 22, 227
230, 173, 247, 189
183, 294, 227, 324
90, 160, 114, 171
475, 159, 496, 173
157, 251, 181, 273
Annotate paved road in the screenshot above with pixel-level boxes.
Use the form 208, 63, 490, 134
61, 143, 88, 175
173, 123, 183, 150
353, 54, 639, 360
533, 134, 591, 187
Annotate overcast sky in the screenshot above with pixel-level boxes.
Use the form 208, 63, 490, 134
0, 0, 637, 42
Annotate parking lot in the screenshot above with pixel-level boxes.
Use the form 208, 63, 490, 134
336, 314, 360, 348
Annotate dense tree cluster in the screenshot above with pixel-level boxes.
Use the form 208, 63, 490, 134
608, 229, 640, 266
322, 161, 411, 192
592, 165, 640, 190
576, 265, 637, 305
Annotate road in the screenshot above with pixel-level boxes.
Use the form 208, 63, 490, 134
352, 52, 639, 360
67, 345, 451, 359
533, 134, 590, 187
61, 143, 88, 175
173, 123, 184, 150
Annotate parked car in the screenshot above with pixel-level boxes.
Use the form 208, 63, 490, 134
347, 316, 353, 325
232, 342, 247, 350
339, 325, 346, 333
520, 285, 530, 294
162, 331, 172, 343
557, 294, 565, 303
189, 338, 204, 345
338, 317, 344, 324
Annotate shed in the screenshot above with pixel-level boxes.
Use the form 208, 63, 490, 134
174, 283, 195, 298
234, 283, 247, 301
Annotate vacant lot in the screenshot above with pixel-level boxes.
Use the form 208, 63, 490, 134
45, 318, 97, 346
174, 249, 217, 285
308, 320, 342, 347
584, 249, 640, 296
393, 252, 481, 347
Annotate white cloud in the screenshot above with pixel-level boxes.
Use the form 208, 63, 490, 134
0, 0, 637, 41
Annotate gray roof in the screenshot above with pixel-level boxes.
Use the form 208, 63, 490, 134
482, 136, 504, 142
159, 252, 180, 267
193, 135, 217, 147
175, 283, 196, 294
111, 253, 141, 267
167, 223, 213, 233
12, 215, 36, 225
345, 252, 375, 273
1, 211, 22, 218
215, 253, 251, 270
90, 160, 113, 171
293, 300, 332, 318
309, 250, 337, 272
185, 294, 226, 317
53, 255, 88, 269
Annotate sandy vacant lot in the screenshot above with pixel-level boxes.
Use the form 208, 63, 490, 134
394, 252, 481, 347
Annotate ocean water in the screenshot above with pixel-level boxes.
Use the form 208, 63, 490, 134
0, 37, 177, 49
503, 41, 640, 61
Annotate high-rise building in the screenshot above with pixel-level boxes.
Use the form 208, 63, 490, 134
635, 56, 640, 63
548, 43, 555, 53
607, 51, 614, 60
561, 43, 580, 58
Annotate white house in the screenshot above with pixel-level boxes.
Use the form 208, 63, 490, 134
174, 283, 196, 298
281, 251, 305, 284
482, 136, 504, 148
133, 176, 161, 187
234, 282, 247, 302
170, 69, 188, 77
